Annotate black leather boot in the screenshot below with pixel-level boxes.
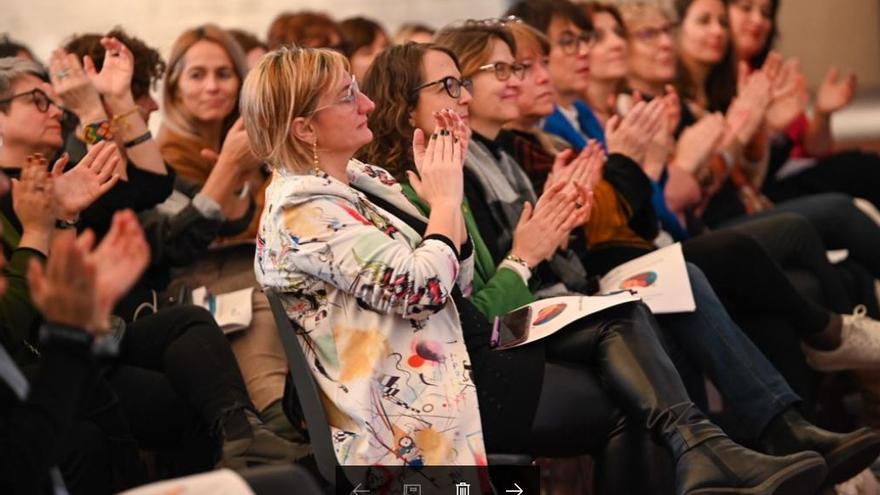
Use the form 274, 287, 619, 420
590, 303, 826, 495
659, 403, 826, 495
758, 408, 880, 485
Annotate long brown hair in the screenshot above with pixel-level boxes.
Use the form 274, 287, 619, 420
433, 21, 518, 79
358, 43, 461, 181
162, 24, 248, 142
673, 0, 737, 111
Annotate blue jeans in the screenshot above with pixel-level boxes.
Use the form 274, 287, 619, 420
656, 263, 800, 440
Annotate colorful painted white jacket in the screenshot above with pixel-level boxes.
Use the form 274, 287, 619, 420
255, 159, 486, 467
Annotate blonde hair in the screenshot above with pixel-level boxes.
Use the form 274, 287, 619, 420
618, 1, 676, 29
240, 46, 348, 173
162, 24, 248, 142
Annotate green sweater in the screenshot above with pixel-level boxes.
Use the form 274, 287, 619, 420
0, 213, 46, 367
400, 184, 534, 320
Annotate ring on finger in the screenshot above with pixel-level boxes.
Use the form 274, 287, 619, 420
56, 68, 71, 79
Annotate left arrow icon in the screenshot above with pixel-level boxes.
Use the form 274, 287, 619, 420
351, 482, 370, 495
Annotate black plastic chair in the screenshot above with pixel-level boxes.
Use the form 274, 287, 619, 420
266, 288, 340, 486
265, 289, 533, 488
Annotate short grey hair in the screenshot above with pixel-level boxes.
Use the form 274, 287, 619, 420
0, 57, 46, 110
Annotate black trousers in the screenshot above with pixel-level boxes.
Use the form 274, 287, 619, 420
108, 305, 254, 470
765, 150, 880, 211
683, 228, 831, 336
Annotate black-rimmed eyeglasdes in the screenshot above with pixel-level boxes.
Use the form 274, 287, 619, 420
410, 76, 474, 102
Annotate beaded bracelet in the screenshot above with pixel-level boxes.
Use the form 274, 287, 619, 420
82, 119, 114, 145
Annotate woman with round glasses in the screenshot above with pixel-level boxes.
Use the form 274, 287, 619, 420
506, 0, 602, 150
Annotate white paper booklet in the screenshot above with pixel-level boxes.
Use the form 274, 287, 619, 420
598, 243, 696, 314
495, 291, 642, 349
192, 286, 254, 335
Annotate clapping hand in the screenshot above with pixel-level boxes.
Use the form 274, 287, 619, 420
674, 112, 726, 175
409, 109, 467, 210
606, 98, 666, 165
49, 141, 121, 221
48, 48, 104, 123
27, 230, 99, 333
12, 155, 57, 237
816, 66, 857, 116
29, 210, 149, 334
83, 37, 136, 108
765, 55, 809, 133
727, 67, 771, 147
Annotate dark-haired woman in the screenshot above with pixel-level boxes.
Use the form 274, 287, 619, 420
726, 0, 880, 210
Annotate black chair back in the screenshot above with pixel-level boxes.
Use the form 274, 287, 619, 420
265, 289, 339, 485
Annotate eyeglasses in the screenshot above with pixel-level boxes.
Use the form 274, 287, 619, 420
476, 61, 526, 81
411, 76, 473, 101
555, 30, 597, 55
0, 88, 60, 113
630, 23, 677, 44
312, 75, 359, 114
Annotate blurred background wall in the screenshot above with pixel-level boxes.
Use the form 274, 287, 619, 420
3, 0, 877, 141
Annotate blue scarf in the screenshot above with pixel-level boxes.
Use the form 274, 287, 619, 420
543, 100, 607, 151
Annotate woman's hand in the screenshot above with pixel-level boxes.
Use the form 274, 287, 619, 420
215, 118, 263, 174
815, 66, 857, 116
84, 37, 137, 111
12, 156, 57, 237
87, 210, 150, 332
408, 109, 465, 210
49, 48, 106, 125
673, 112, 726, 175
766, 57, 809, 133
50, 141, 121, 220
27, 210, 149, 335
510, 180, 591, 267
642, 88, 680, 179
726, 70, 771, 147
606, 98, 666, 164
28, 230, 99, 333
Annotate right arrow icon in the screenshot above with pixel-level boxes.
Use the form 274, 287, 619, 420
505, 482, 524, 495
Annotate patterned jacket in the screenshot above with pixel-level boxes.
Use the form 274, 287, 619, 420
256, 159, 487, 467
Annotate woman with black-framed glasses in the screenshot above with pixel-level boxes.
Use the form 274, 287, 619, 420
410, 75, 473, 103
0, 87, 63, 114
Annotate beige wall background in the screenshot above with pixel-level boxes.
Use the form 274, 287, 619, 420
0, 0, 507, 63
3, 0, 876, 90
775, 0, 880, 91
